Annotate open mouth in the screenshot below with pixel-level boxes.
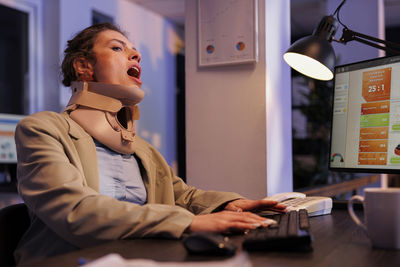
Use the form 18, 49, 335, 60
127, 66, 141, 79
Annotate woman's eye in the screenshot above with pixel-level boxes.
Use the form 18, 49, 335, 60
112, 46, 122, 51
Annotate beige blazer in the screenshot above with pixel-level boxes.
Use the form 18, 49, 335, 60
14, 111, 242, 263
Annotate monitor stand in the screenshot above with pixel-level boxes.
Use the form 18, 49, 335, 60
380, 173, 388, 188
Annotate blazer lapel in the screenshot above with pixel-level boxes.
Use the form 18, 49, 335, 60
64, 114, 100, 192
134, 144, 156, 203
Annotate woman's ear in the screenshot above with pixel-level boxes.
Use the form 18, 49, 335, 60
73, 57, 94, 81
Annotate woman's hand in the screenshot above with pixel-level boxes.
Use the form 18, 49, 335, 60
224, 199, 286, 213
188, 210, 276, 233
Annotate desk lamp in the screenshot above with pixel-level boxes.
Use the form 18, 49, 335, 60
283, 0, 400, 81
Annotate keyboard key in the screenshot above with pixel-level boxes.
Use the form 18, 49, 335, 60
288, 211, 298, 236
299, 209, 310, 230
277, 211, 289, 237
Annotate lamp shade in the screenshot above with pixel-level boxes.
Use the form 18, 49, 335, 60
283, 15, 338, 81
283, 35, 336, 81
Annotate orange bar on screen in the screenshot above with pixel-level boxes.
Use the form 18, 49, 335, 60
359, 127, 388, 140
358, 152, 387, 165
359, 140, 388, 152
361, 101, 390, 115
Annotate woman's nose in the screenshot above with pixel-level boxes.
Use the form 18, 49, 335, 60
129, 50, 141, 63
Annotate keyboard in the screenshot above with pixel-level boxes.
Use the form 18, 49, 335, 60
243, 209, 312, 252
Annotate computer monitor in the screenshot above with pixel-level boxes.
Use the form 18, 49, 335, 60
0, 113, 25, 164
329, 55, 400, 173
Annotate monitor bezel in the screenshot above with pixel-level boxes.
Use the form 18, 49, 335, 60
328, 54, 400, 174
0, 113, 25, 164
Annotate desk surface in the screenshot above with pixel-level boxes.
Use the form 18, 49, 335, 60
27, 209, 400, 267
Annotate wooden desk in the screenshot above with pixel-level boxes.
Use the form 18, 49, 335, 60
25, 208, 400, 267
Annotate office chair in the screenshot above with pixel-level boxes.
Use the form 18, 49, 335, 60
0, 203, 30, 267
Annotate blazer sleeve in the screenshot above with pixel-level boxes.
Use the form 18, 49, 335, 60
172, 172, 244, 214
135, 137, 244, 215
15, 112, 194, 248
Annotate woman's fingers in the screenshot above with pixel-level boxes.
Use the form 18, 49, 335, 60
225, 199, 287, 213
228, 218, 277, 231
188, 210, 278, 233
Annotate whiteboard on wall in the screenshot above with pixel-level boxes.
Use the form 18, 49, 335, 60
198, 0, 258, 67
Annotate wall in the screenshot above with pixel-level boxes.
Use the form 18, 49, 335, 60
56, 0, 180, 166
185, 0, 292, 198
42, 0, 60, 112
265, 0, 293, 195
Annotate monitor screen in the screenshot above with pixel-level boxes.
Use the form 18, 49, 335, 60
0, 113, 25, 164
329, 55, 400, 173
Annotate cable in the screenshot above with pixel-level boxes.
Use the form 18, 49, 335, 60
332, 0, 348, 29
332, 0, 346, 16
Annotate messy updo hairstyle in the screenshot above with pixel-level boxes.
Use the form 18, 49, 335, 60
61, 23, 125, 87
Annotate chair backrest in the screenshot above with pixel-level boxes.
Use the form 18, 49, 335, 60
0, 203, 30, 267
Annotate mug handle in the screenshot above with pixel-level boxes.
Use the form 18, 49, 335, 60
348, 195, 367, 232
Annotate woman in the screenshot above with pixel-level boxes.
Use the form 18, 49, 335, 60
14, 23, 284, 263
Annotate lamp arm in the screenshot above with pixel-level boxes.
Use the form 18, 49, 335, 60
339, 28, 400, 55
352, 36, 400, 55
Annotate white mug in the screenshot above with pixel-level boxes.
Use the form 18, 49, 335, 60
348, 187, 400, 249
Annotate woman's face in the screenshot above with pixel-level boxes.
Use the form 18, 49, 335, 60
90, 30, 142, 87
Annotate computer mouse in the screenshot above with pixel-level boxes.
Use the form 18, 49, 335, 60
183, 232, 237, 256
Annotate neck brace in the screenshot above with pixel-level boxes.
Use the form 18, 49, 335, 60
65, 81, 144, 154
